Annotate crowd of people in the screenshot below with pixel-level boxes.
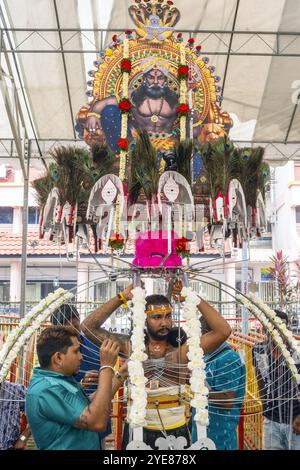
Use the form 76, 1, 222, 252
1, 283, 300, 451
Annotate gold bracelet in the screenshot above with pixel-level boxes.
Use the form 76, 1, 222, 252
117, 291, 128, 309
87, 112, 101, 118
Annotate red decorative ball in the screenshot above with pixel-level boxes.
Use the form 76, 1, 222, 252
177, 33, 183, 38
118, 138, 129, 150
167, 0, 174, 5
196, 45, 202, 51
177, 103, 190, 115
119, 99, 132, 112
188, 38, 195, 44
178, 65, 189, 76
121, 58, 132, 73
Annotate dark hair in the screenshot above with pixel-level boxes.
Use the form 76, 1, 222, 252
274, 309, 289, 325
37, 326, 80, 368
145, 294, 171, 310
51, 304, 80, 326
131, 80, 178, 108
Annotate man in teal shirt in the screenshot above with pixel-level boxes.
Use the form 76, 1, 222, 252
192, 320, 246, 450
26, 326, 123, 450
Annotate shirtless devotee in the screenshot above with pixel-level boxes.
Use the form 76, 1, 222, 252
81, 282, 231, 449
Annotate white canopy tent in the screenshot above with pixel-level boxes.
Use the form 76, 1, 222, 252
1, 0, 300, 170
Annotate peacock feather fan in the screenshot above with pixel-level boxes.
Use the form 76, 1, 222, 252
129, 129, 159, 203
197, 136, 235, 200
174, 139, 193, 185
237, 146, 265, 208
31, 175, 54, 209
48, 146, 93, 206
258, 161, 270, 200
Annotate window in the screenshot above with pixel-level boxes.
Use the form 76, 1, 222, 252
0, 207, 13, 224
28, 207, 40, 224
294, 163, 300, 181
26, 281, 76, 302
0, 165, 14, 182
296, 206, 300, 224
0, 282, 10, 302
94, 282, 109, 303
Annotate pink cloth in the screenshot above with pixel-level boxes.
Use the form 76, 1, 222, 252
132, 230, 182, 268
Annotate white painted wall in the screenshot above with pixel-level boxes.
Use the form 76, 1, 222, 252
273, 162, 300, 260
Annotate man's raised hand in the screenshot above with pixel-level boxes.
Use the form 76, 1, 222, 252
100, 339, 120, 368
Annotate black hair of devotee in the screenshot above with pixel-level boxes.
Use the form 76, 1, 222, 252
274, 309, 289, 324
51, 304, 80, 325
37, 326, 80, 368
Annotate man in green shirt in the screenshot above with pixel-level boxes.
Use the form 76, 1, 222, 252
26, 326, 124, 450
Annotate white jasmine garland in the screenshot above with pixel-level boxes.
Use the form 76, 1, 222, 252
237, 294, 300, 385
127, 286, 148, 428
179, 43, 188, 141
0, 289, 74, 383
248, 293, 300, 358
181, 287, 209, 428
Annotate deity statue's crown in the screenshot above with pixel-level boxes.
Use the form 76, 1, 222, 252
129, 0, 181, 41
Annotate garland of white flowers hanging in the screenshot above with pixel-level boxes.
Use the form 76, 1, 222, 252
237, 294, 300, 385
0, 288, 74, 383
118, 37, 131, 182
178, 43, 188, 142
127, 285, 209, 437
127, 286, 148, 429
181, 287, 209, 436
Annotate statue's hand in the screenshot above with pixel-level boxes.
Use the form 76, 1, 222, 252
198, 123, 226, 144
85, 115, 101, 134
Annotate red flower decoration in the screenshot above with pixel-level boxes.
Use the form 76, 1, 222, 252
167, 0, 174, 4
188, 38, 195, 44
112, 34, 118, 42
121, 58, 132, 73
118, 138, 129, 150
177, 103, 190, 116
119, 98, 132, 113
109, 233, 125, 250
178, 65, 189, 80
177, 33, 183, 38
196, 45, 202, 51
125, 29, 132, 36
176, 237, 190, 258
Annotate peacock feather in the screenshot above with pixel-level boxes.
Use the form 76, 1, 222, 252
129, 129, 159, 202
31, 175, 54, 209
197, 136, 235, 200
237, 146, 265, 208
174, 139, 193, 185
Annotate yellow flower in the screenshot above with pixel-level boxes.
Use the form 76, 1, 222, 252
105, 49, 113, 57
